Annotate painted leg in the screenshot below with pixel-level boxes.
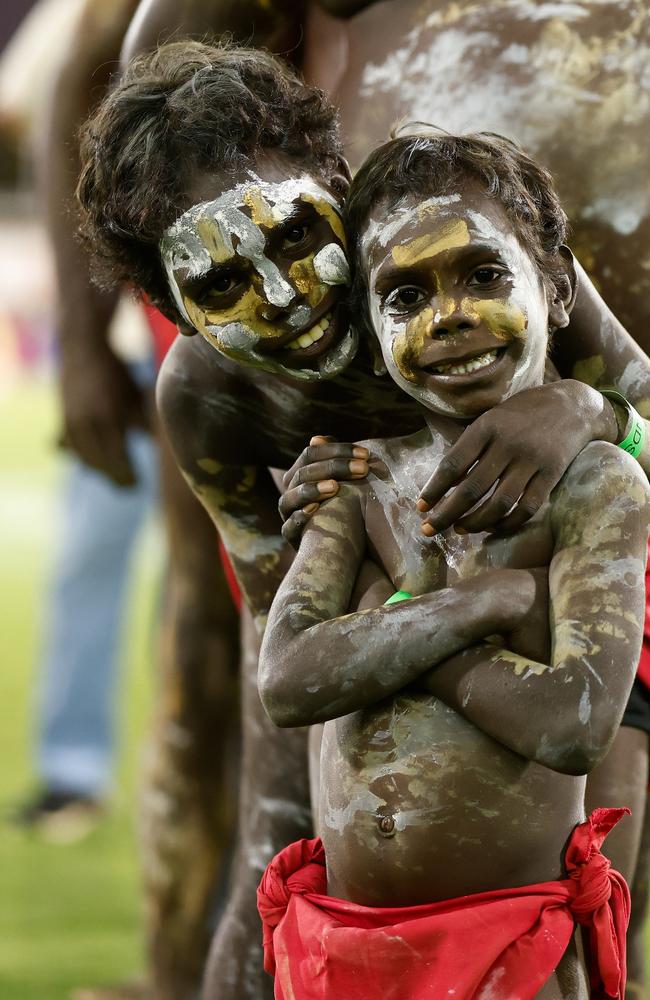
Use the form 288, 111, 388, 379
202, 606, 312, 1000
141, 432, 240, 1000
585, 724, 649, 999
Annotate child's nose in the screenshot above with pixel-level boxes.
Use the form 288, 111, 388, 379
430, 301, 480, 338
260, 294, 304, 322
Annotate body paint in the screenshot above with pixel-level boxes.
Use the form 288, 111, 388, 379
364, 195, 549, 416
160, 174, 357, 380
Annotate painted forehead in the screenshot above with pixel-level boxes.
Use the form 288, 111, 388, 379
160, 173, 344, 277
362, 193, 522, 271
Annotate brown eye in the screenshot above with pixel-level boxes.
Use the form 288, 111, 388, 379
199, 272, 242, 304
282, 223, 309, 248
386, 286, 425, 311
470, 267, 504, 286
213, 274, 237, 293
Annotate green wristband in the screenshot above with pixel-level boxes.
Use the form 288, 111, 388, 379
601, 390, 646, 460
384, 590, 413, 605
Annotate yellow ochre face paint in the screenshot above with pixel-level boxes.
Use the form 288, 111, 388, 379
364, 192, 551, 417
160, 174, 356, 381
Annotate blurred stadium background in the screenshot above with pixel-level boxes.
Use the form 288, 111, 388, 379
0, 2, 161, 996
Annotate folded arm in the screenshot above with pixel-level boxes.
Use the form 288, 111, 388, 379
422, 443, 650, 775
258, 484, 535, 727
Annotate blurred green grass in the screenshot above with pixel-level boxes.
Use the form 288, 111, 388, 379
0, 380, 160, 999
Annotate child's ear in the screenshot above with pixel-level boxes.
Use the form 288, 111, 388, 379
329, 156, 352, 197
548, 245, 577, 330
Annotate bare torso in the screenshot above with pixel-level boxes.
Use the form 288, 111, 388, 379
318, 429, 589, 996
319, 429, 583, 898
304, 0, 650, 351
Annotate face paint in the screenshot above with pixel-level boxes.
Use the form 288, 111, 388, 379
364, 189, 551, 418
160, 173, 357, 381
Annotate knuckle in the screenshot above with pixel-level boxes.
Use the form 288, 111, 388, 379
521, 496, 543, 517
439, 455, 463, 478
493, 492, 517, 516
459, 478, 486, 503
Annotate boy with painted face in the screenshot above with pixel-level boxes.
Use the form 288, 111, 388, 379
160, 175, 355, 381
257, 132, 649, 999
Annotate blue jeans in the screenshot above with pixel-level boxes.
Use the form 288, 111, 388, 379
36, 428, 158, 796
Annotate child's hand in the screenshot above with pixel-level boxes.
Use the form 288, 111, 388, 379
416, 380, 616, 536
279, 435, 370, 548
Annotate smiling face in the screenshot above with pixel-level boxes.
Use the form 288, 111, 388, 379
160, 153, 357, 381
363, 183, 567, 418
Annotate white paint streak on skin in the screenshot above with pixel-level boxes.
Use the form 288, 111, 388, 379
160, 173, 358, 381
619, 359, 650, 398
313, 242, 350, 285
364, 199, 548, 418
578, 685, 591, 725
357, 3, 650, 234
323, 789, 386, 834
361, 193, 462, 258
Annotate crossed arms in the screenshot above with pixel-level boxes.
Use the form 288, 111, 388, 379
259, 442, 649, 775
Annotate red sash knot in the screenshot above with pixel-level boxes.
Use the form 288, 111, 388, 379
258, 809, 630, 999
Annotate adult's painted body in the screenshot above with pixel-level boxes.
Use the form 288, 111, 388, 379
111, 4, 650, 997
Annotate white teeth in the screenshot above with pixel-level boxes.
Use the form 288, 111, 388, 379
287, 313, 332, 350
433, 349, 498, 375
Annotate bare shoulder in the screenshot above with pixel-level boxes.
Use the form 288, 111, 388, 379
551, 441, 650, 539
156, 334, 256, 467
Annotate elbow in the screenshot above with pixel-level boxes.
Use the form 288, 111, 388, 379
260, 690, 304, 729
258, 659, 308, 729
532, 716, 617, 776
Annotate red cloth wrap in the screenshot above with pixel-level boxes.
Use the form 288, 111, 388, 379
257, 807, 630, 1000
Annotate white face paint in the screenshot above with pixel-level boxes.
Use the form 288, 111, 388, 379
363, 189, 553, 418
160, 173, 357, 381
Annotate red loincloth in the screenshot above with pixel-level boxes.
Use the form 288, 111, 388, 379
257, 807, 630, 1000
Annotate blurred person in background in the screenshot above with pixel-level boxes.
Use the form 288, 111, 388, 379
1, 0, 158, 832
3, 2, 240, 997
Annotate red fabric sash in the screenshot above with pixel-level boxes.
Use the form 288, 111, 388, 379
257, 807, 630, 999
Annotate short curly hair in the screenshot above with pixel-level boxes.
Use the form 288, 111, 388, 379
345, 128, 569, 331
77, 41, 343, 319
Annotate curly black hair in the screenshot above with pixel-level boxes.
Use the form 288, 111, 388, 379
77, 40, 343, 319
345, 127, 569, 331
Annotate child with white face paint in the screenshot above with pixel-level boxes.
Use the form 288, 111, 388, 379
258, 133, 650, 1000
160, 169, 356, 381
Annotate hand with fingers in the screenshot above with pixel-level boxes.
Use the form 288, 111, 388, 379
59, 346, 153, 487
416, 379, 617, 537
279, 435, 370, 548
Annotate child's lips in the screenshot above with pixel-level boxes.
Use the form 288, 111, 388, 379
418, 343, 507, 378
280, 303, 349, 367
